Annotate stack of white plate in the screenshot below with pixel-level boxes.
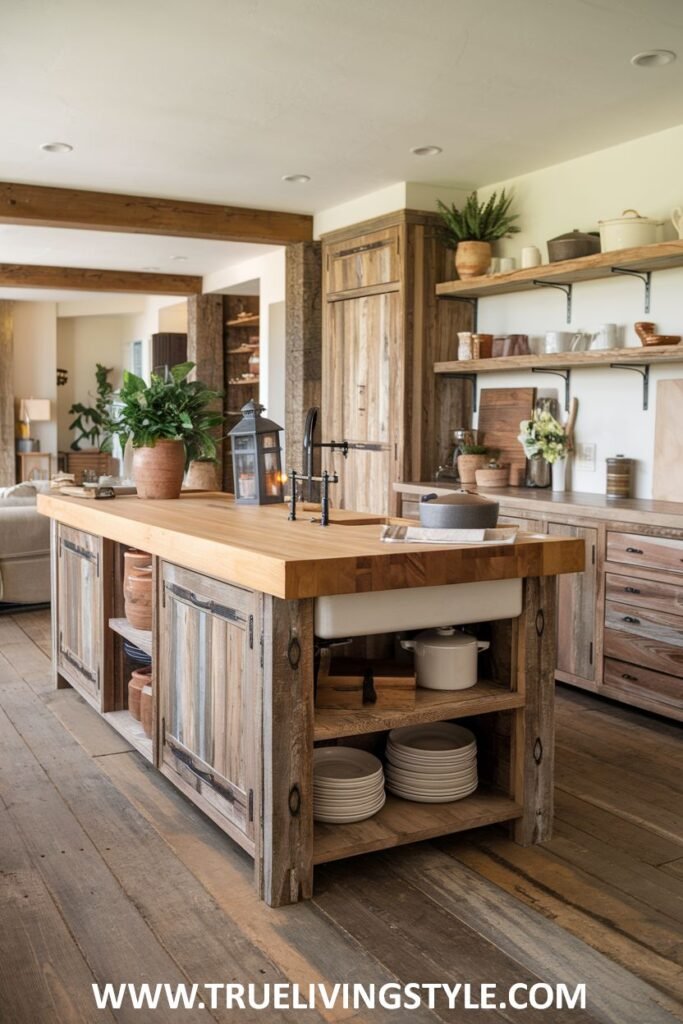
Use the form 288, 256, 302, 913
313, 747, 386, 823
385, 722, 478, 803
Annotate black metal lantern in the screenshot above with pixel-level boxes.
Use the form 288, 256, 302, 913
228, 400, 285, 505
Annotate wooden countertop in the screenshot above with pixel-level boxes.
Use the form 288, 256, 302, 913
395, 482, 683, 530
38, 491, 584, 600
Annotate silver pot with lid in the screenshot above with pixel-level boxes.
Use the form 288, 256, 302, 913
547, 229, 600, 263
419, 489, 499, 530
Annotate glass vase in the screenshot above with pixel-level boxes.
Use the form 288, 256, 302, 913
526, 455, 551, 488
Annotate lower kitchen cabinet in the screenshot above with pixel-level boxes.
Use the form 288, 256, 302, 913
54, 523, 103, 707
548, 523, 598, 687
157, 563, 261, 854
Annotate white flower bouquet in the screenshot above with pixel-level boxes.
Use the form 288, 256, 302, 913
518, 409, 569, 465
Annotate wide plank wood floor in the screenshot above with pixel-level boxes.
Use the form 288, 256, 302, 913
1, 609, 682, 1023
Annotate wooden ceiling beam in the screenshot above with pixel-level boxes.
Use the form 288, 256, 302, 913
0, 263, 202, 295
0, 181, 313, 245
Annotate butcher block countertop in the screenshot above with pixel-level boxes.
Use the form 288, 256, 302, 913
38, 491, 584, 600
395, 483, 683, 530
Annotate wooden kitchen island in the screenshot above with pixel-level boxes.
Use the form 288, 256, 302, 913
38, 491, 583, 906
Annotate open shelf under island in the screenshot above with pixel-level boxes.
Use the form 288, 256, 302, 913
39, 491, 583, 906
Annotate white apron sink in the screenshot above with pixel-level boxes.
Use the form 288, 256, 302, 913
314, 578, 522, 639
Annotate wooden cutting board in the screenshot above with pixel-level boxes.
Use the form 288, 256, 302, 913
477, 387, 536, 476
653, 379, 683, 501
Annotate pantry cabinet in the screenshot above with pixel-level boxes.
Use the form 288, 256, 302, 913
322, 211, 470, 515
54, 524, 103, 707
157, 562, 261, 853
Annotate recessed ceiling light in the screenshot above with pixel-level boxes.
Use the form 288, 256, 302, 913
410, 145, 442, 156
142, 266, 161, 272
170, 255, 188, 262
282, 173, 311, 183
40, 141, 73, 153
631, 49, 676, 67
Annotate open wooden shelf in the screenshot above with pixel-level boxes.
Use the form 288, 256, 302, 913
434, 345, 683, 377
435, 239, 683, 300
226, 315, 260, 327
314, 679, 524, 741
313, 786, 521, 864
108, 618, 153, 658
103, 709, 153, 762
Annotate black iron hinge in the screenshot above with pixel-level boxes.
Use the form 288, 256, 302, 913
248, 788, 254, 823
589, 641, 594, 666
591, 544, 596, 566
260, 633, 264, 670
248, 614, 254, 649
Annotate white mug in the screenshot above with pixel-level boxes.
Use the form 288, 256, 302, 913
499, 257, 516, 273
590, 323, 618, 350
521, 246, 541, 269
544, 331, 573, 354
488, 257, 501, 275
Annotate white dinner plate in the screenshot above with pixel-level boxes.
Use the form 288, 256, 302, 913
384, 762, 476, 785
385, 781, 478, 804
313, 746, 383, 783
314, 792, 386, 823
388, 722, 476, 755
386, 746, 477, 771
385, 771, 477, 793
314, 789, 385, 809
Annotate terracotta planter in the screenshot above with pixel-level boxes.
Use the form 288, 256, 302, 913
128, 665, 152, 721
140, 685, 154, 738
185, 460, 219, 491
457, 453, 488, 485
455, 241, 492, 280
124, 564, 153, 630
133, 440, 185, 499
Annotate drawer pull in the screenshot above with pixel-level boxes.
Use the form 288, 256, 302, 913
621, 672, 638, 682
625, 547, 643, 554
623, 615, 641, 624
624, 586, 641, 594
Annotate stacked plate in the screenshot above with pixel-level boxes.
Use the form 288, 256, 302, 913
385, 722, 478, 803
313, 747, 386, 823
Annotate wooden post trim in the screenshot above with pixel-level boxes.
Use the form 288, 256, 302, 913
261, 596, 314, 906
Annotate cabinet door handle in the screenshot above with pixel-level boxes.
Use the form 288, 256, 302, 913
621, 672, 638, 682
623, 615, 640, 624
625, 547, 643, 555
624, 586, 640, 594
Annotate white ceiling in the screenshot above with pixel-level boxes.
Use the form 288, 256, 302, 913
2, 0, 683, 305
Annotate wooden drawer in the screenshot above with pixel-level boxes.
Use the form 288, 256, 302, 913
602, 657, 683, 718
326, 227, 400, 294
605, 572, 683, 618
606, 531, 683, 576
604, 628, 683, 678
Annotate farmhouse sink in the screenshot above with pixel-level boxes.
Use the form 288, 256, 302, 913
314, 578, 522, 639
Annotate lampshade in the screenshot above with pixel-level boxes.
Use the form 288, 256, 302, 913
19, 398, 51, 422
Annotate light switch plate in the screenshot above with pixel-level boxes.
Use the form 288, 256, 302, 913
575, 442, 596, 471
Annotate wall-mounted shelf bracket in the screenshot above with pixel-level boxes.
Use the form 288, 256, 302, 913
442, 295, 478, 331
531, 367, 571, 411
532, 280, 572, 323
444, 371, 478, 412
610, 266, 651, 314
610, 362, 650, 410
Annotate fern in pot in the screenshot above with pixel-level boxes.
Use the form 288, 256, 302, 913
436, 190, 520, 280
115, 362, 223, 499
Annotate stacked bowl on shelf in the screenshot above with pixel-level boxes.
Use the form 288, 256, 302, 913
313, 747, 386, 823
385, 723, 478, 803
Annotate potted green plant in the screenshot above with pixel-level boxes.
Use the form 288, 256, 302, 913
115, 362, 223, 499
436, 190, 520, 280
67, 364, 117, 483
457, 443, 489, 485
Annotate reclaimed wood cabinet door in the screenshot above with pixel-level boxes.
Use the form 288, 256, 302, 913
326, 227, 400, 294
325, 291, 401, 514
158, 563, 260, 854
56, 524, 102, 706
547, 523, 598, 684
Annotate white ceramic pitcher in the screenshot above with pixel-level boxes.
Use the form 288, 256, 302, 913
672, 207, 683, 239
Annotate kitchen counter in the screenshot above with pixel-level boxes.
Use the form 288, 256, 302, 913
395, 482, 683, 530
40, 491, 584, 907
38, 490, 583, 599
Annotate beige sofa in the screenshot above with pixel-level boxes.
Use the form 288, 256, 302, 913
0, 482, 51, 607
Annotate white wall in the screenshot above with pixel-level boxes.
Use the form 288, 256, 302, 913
56, 314, 138, 450
12, 302, 58, 458
314, 181, 470, 237
158, 301, 188, 333
472, 122, 683, 498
